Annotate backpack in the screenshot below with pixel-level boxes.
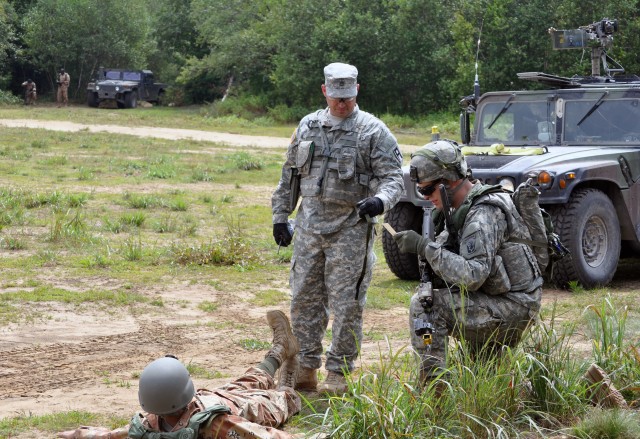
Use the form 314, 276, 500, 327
436, 179, 569, 273
509, 180, 569, 272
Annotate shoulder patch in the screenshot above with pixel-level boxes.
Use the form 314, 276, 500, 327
460, 221, 484, 259
392, 146, 403, 163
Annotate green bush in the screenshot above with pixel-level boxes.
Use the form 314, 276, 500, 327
0, 90, 22, 105
267, 104, 310, 124
205, 95, 269, 120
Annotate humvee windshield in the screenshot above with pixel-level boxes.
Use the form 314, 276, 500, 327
564, 97, 640, 144
477, 93, 640, 145
477, 100, 553, 145
102, 71, 142, 81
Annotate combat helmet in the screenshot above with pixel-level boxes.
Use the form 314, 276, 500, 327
138, 356, 195, 415
410, 140, 467, 183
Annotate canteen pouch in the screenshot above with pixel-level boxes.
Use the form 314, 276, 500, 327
295, 141, 315, 176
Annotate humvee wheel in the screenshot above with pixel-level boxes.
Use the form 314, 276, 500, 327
124, 92, 137, 109
549, 188, 620, 288
87, 91, 99, 108
382, 202, 423, 280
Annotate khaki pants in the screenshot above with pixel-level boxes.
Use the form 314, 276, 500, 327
57, 86, 69, 105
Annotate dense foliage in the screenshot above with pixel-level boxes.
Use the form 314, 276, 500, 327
4, 0, 640, 115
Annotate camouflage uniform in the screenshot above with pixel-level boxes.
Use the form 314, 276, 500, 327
57, 367, 300, 439
410, 182, 543, 378
57, 70, 70, 106
272, 106, 403, 373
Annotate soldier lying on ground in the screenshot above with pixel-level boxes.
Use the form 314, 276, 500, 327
58, 310, 303, 439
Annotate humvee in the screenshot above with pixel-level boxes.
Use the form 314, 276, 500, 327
382, 19, 640, 289
86, 68, 166, 109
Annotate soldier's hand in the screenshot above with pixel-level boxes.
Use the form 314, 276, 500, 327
356, 197, 384, 219
273, 223, 293, 247
393, 230, 429, 256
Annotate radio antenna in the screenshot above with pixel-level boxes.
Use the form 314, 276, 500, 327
474, 19, 484, 102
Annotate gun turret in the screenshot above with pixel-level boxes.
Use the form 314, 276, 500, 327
549, 19, 623, 77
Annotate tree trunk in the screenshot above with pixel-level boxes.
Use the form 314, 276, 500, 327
221, 76, 234, 102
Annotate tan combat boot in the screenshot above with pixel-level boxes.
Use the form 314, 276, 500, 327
584, 363, 628, 409
318, 371, 348, 395
295, 367, 319, 392
266, 310, 299, 366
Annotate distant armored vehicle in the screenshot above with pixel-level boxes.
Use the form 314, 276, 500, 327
87, 68, 166, 109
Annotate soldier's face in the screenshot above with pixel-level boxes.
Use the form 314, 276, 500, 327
417, 181, 444, 210
322, 84, 358, 118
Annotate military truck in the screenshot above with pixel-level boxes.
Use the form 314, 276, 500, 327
86, 68, 166, 109
382, 19, 640, 289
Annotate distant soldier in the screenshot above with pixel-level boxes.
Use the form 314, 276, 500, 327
21, 79, 37, 105
57, 68, 70, 107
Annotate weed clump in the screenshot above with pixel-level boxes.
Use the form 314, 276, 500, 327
172, 235, 258, 268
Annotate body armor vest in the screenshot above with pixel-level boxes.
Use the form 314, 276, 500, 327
435, 184, 542, 294
128, 395, 230, 439
295, 114, 376, 206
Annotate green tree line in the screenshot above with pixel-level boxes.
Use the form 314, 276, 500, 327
3, 0, 640, 116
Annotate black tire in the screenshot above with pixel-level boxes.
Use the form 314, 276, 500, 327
549, 188, 620, 289
87, 91, 99, 108
153, 90, 164, 106
382, 202, 423, 280
124, 92, 137, 109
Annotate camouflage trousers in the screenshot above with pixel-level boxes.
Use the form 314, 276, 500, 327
211, 367, 300, 426
290, 220, 375, 373
409, 287, 539, 380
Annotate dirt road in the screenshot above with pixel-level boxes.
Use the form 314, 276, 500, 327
0, 118, 420, 154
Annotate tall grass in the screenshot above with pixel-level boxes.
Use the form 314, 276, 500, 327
308, 297, 638, 438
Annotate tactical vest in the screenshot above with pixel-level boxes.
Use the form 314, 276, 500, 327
435, 184, 542, 294
295, 112, 376, 206
128, 395, 231, 439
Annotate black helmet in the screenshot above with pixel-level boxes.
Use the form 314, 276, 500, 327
138, 356, 195, 415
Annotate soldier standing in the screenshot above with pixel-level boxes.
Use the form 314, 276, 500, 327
392, 140, 543, 383
57, 68, 70, 107
57, 311, 303, 439
21, 79, 37, 105
271, 62, 404, 394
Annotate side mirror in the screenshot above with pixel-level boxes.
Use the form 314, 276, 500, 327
460, 112, 471, 145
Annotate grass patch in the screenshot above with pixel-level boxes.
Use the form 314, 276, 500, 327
198, 300, 218, 313
0, 411, 129, 437
249, 289, 289, 307
238, 338, 271, 351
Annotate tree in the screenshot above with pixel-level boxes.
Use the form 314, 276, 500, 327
0, 0, 18, 89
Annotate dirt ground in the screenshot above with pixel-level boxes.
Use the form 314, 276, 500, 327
0, 119, 421, 438
0, 119, 629, 438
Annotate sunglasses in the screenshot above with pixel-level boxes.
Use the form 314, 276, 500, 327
417, 180, 443, 196
330, 96, 356, 103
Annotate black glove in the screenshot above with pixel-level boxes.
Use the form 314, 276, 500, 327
393, 230, 429, 257
356, 197, 384, 219
273, 223, 293, 247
